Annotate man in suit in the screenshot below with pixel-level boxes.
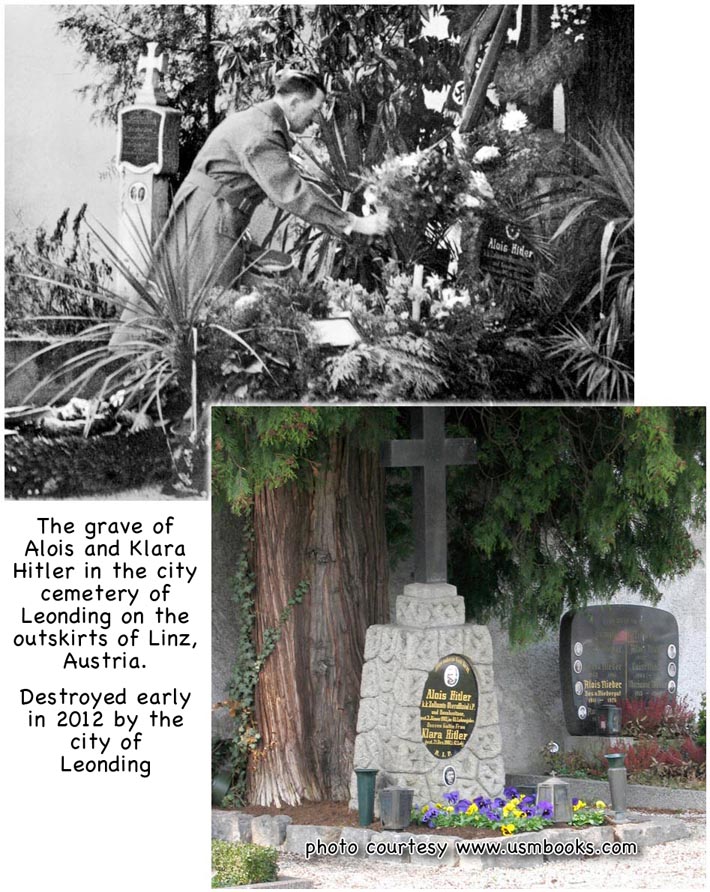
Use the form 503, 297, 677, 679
152, 69, 389, 298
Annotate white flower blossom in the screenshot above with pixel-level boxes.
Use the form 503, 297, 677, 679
469, 170, 495, 201
441, 288, 471, 310
459, 193, 482, 209
396, 151, 423, 174
425, 273, 444, 293
500, 108, 529, 133
109, 389, 126, 408
474, 145, 501, 163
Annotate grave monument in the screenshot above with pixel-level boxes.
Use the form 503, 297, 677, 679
349, 408, 505, 815
116, 43, 181, 274
560, 604, 680, 738
479, 218, 537, 288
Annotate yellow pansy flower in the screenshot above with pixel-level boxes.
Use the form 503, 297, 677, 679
466, 803, 479, 815
595, 800, 607, 809
513, 808, 525, 818
444, 805, 454, 813
501, 824, 516, 835
573, 800, 586, 812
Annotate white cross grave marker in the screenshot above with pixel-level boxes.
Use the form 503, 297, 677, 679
136, 42, 168, 106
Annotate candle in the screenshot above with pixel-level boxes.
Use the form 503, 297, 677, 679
411, 264, 424, 322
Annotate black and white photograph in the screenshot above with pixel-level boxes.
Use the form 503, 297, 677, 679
5, 4, 634, 498
2, 4, 707, 892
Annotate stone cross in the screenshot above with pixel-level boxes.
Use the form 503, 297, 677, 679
381, 407, 477, 584
136, 42, 168, 106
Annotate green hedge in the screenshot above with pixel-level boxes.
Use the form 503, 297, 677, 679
211, 840, 279, 887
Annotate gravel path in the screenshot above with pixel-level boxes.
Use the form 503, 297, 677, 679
275, 811, 706, 890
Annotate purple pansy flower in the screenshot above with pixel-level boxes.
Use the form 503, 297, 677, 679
537, 801, 554, 819
504, 786, 518, 799
443, 790, 460, 805
493, 797, 506, 808
423, 806, 440, 828
455, 798, 472, 814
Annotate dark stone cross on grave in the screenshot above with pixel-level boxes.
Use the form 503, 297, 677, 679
381, 407, 477, 584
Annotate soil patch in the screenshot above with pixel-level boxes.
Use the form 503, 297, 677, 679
236, 800, 608, 840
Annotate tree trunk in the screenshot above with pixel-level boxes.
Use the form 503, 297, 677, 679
460, 5, 516, 132
203, 5, 219, 134
247, 434, 390, 805
566, 5, 634, 145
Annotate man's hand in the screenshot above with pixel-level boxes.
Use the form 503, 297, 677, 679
349, 210, 390, 237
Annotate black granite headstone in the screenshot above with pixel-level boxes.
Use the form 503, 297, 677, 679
420, 653, 478, 759
479, 217, 536, 286
560, 605, 680, 736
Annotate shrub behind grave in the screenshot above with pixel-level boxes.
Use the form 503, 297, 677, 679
211, 840, 278, 887
5, 206, 114, 336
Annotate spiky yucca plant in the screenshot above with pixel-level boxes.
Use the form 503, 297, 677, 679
8, 210, 268, 430
547, 126, 634, 401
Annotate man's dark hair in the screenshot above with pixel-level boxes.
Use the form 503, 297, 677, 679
275, 70, 326, 99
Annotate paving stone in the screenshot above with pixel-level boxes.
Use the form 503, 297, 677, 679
250, 814, 292, 848
339, 826, 376, 856
365, 831, 412, 863
284, 824, 341, 857
211, 810, 252, 843
613, 815, 690, 848
537, 825, 615, 860
480, 842, 545, 870
409, 833, 461, 866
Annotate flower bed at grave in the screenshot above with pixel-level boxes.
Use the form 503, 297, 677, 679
544, 695, 707, 790
412, 788, 607, 836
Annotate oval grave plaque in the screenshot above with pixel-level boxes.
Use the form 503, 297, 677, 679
420, 653, 478, 759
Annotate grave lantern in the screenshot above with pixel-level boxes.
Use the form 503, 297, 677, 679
536, 774, 573, 824
595, 702, 622, 736
379, 787, 414, 830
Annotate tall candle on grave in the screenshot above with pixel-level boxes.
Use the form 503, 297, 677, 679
411, 264, 425, 322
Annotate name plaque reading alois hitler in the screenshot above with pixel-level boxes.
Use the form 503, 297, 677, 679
420, 653, 478, 759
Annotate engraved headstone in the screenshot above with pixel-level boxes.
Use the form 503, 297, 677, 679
560, 605, 680, 736
479, 217, 536, 286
